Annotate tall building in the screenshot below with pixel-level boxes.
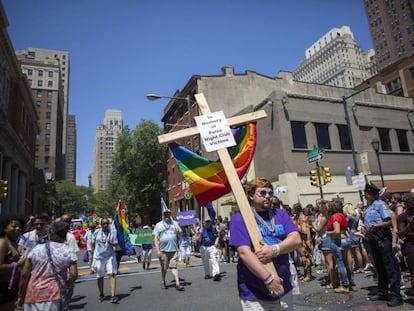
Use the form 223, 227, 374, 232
0, 3, 40, 215
293, 26, 376, 88
16, 48, 68, 181
91, 109, 123, 192
364, 0, 414, 71
66, 114, 76, 183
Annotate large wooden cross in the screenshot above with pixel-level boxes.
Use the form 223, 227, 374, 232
157, 93, 277, 276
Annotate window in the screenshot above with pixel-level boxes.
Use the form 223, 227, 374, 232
45, 145, 50, 153
378, 128, 392, 151
47, 101, 52, 108
27, 68, 33, 75
45, 133, 50, 141
314, 123, 331, 149
46, 112, 51, 119
45, 123, 51, 130
44, 156, 49, 163
38, 70, 43, 76
396, 129, 409, 151
47, 81, 53, 87
290, 121, 307, 149
36, 101, 41, 107
37, 80, 43, 87
36, 90, 42, 97
28, 79, 32, 86
47, 91, 52, 98
337, 124, 351, 150
48, 71, 53, 77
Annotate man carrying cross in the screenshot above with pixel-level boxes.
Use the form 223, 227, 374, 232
157, 93, 300, 310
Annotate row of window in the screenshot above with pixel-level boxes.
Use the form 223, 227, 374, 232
291, 121, 410, 152
27, 69, 54, 77
35, 101, 52, 108
28, 80, 54, 88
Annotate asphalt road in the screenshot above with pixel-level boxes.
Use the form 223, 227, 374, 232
66, 251, 414, 311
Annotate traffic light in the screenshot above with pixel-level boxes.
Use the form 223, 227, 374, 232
309, 169, 319, 187
0, 179, 8, 199
322, 167, 332, 185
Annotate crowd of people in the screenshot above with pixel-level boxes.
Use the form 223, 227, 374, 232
1, 179, 414, 310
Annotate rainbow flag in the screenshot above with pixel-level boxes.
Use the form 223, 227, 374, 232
169, 122, 257, 206
113, 200, 134, 255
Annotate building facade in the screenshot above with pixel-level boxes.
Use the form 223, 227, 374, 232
91, 109, 123, 192
16, 51, 65, 181
293, 26, 376, 88
364, 0, 414, 71
162, 66, 414, 218
0, 3, 39, 215
66, 114, 76, 183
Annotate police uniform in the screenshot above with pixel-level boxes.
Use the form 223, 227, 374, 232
364, 183, 402, 306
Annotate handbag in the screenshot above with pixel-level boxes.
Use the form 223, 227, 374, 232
83, 251, 89, 263
46, 242, 70, 311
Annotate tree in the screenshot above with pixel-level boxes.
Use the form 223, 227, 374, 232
108, 120, 167, 224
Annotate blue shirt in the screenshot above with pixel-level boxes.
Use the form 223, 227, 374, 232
364, 199, 391, 227
92, 228, 117, 259
153, 219, 180, 252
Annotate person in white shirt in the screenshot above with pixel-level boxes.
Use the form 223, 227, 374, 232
18, 213, 49, 257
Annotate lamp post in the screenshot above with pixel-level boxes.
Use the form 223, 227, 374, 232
371, 137, 385, 188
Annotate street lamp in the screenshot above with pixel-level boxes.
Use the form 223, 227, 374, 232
146, 93, 192, 128
371, 137, 385, 188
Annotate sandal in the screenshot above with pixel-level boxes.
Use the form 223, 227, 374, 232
161, 282, 168, 289
176, 284, 184, 291
324, 284, 334, 289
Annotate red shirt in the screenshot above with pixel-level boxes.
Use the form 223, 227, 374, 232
327, 213, 348, 231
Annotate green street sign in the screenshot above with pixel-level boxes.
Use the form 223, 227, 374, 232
307, 147, 324, 163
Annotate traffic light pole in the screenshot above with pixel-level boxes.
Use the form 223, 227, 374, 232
316, 161, 323, 199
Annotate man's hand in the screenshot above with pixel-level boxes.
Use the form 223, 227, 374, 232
255, 240, 275, 264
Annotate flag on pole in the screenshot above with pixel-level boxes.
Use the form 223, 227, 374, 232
113, 200, 134, 255
161, 197, 169, 217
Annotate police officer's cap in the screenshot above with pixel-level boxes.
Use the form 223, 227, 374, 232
364, 183, 380, 194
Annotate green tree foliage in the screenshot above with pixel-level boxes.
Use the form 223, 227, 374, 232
108, 120, 167, 224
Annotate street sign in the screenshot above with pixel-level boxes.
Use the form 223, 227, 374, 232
307, 147, 324, 163
352, 175, 366, 191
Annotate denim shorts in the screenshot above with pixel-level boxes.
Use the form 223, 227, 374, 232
321, 235, 332, 250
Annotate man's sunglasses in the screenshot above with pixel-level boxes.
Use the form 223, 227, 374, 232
256, 190, 274, 197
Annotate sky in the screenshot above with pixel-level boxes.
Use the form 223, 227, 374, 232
3, 0, 373, 186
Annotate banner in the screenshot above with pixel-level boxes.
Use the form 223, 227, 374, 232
129, 229, 153, 245
177, 210, 197, 226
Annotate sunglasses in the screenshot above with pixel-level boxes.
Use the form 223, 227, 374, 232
256, 190, 274, 197
102, 223, 110, 225
34, 223, 46, 227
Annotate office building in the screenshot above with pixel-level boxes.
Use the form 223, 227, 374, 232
293, 26, 376, 88
364, 0, 414, 71
91, 109, 123, 192
66, 114, 76, 183
16, 49, 67, 181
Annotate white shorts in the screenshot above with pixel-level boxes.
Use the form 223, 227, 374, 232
179, 245, 192, 260
93, 256, 117, 278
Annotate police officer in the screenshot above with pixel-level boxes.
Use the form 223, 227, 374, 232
364, 183, 402, 307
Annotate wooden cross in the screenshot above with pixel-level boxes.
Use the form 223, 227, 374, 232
157, 93, 277, 276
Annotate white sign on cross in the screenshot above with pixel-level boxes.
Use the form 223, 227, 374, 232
157, 93, 277, 276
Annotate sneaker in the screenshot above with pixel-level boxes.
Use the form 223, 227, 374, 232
349, 285, 358, 292
204, 275, 212, 279
176, 284, 185, 291
99, 294, 105, 302
161, 282, 168, 289
213, 274, 221, 281
364, 264, 374, 272
110, 296, 119, 304
334, 286, 349, 293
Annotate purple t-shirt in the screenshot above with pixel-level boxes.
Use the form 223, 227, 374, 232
229, 208, 298, 301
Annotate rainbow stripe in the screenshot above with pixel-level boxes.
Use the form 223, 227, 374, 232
170, 122, 256, 206
113, 200, 134, 255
